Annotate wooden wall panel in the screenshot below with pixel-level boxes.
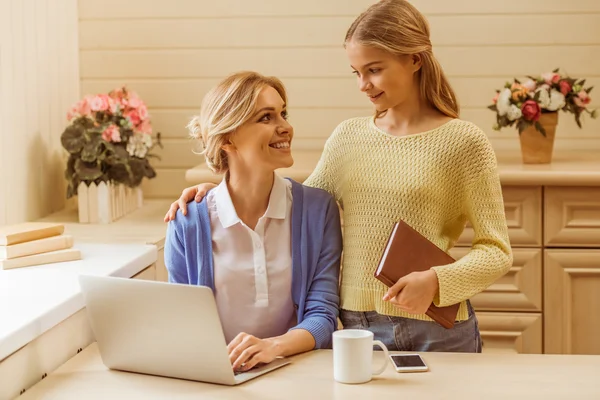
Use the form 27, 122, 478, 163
0, 0, 79, 225
77, 0, 600, 198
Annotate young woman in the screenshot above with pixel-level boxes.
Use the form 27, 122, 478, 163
165, 0, 512, 353
164, 71, 342, 372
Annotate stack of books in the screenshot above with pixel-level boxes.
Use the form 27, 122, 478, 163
0, 222, 81, 270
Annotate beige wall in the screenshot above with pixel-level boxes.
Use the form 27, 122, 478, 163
77, 0, 600, 199
0, 0, 80, 225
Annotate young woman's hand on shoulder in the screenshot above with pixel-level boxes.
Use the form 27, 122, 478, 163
163, 183, 217, 222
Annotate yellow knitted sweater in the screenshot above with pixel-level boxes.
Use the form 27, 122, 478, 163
303, 117, 513, 322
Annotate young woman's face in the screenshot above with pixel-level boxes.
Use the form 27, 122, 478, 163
225, 86, 294, 173
346, 41, 420, 112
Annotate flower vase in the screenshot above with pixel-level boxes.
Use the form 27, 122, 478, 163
77, 181, 144, 224
518, 112, 558, 164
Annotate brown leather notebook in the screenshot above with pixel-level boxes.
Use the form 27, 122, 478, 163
374, 220, 460, 329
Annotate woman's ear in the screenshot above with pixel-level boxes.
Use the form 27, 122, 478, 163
411, 54, 423, 72
221, 136, 236, 154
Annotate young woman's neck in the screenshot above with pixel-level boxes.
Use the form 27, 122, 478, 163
377, 83, 450, 136
226, 165, 274, 230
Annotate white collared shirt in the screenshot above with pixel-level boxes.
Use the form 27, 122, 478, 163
207, 174, 296, 344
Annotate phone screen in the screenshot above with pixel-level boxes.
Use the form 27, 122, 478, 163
390, 354, 427, 368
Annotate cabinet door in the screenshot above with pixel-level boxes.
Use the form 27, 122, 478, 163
457, 186, 542, 247
544, 187, 600, 247
476, 312, 542, 354
450, 248, 542, 312
544, 250, 600, 354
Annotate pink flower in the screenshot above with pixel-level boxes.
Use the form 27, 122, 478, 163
124, 109, 141, 126
138, 103, 149, 120
574, 90, 591, 108
110, 88, 126, 102
109, 88, 128, 109
521, 100, 541, 121
559, 80, 572, 96
522, 79, 537, 92
127, 94, 141, 109
107, 96, 119, 114
66, 105, 79, 120
100, 94, 114, 113
541, 72, 560, 85
101, 124, 121, 143
78, 97, 92, 116
137, 120, 153, 135
89, 95, 110, 112
492, 92, 499, 104
67, 97, 92, 120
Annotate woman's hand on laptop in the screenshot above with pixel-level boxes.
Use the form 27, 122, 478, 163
227, 332, 279, 372
228, 329, 315, 371
163, 183, 217, 222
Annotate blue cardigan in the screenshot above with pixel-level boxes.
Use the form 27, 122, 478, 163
164, 179, 343, 349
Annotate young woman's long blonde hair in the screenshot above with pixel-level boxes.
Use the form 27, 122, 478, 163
345, 0, 459, 119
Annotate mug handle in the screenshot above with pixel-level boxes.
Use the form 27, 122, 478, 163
372, 340, 390, 375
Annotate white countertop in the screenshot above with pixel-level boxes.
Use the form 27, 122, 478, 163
20, 343, 600, 400
0, 242, 157, 361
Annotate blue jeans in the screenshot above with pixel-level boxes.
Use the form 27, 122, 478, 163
339, 301, 482, 353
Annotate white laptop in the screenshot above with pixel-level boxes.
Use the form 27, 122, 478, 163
78, 275, 290, 385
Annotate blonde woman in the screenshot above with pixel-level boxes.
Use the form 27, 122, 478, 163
165, 0, 512, 353
164, 71, 342, 372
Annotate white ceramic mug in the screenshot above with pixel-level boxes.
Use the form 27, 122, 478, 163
332, 329, 390, 384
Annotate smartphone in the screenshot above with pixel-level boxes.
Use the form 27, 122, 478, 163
389, 354, 429, 373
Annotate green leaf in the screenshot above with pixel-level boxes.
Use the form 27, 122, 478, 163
73, 116, 96, 130
80, 135, 104, 163
127, 158, 147, 187
534, 121, 547, 137
107, 163, 133, 186
586, 86, 594, 94
575, 112, 583, 128
61, 124, 87, 154
517, 119, 531, 134
74, 159, 103, 181
66, 183, 76, 199
142, 159, 157, 179
526, 75, 537, 81
533, 91, 541, 102
96, 140, 116, 162
145, 153, 162, 161
105, 145, 129, 165
119, 128, 134, 143
487, 104, 498, 112
552, 68, 559, 73
153, 132, 163, 149
514, 78, 521, 84
64, 155, 76, 180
